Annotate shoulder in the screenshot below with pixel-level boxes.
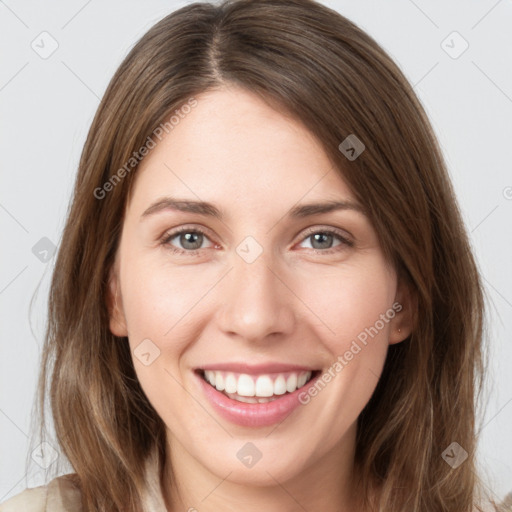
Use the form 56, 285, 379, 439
0, 474, 82, 512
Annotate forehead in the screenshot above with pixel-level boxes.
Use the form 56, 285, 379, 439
129, 86, 356, 214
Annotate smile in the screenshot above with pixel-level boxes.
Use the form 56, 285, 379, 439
195, 364, 321, 427
201, 369, 315, 403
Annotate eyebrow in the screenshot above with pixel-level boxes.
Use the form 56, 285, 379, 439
140, 197, 367, 220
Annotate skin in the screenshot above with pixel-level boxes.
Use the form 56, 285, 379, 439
108, 84, 414, 512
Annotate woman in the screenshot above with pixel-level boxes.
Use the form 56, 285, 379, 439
0, 0, 506, 510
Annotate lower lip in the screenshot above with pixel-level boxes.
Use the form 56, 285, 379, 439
196, 371, 320, 428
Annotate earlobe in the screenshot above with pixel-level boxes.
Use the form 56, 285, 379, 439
106, 265, 128, 337
389, 277, 417, 345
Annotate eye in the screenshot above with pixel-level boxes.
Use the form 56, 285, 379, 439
160, 226, 216, 255
160, 225, 354, 256
297, 227, 353, 254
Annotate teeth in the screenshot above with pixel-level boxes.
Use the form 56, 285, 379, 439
286, 373, 297, 393
225, 373, 237, 394
274, 375, 287, 395
215, 372, 225, 391
204, 370, 214, 386
203, 370, 313, 398
223, 392, 282, 404
232, 394, 258, 403
237, 374, 255, 396
297, 373, 308, 388
255, 375, 274, 397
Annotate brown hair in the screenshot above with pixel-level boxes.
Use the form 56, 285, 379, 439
31, 0, 501, 510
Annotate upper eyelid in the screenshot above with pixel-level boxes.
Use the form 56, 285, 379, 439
298, 225, 353, 240
162, 224, 215, 242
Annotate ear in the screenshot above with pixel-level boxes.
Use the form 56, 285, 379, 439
106, 262, 128, 337
388, 274, 417, 345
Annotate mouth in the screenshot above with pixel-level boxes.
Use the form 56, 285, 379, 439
193, 363, 323, 427
196, 368, 320, 404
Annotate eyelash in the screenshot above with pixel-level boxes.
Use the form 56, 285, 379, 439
160, 225, 354, 256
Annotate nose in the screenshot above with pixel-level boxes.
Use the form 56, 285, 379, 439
215, 249, 296, 343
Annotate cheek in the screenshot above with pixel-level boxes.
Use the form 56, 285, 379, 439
118, 255, 213, 425
292, 260, 395, 425
293, 258, 396, 352
120, 252, 217, 350
297, 260, 395, 421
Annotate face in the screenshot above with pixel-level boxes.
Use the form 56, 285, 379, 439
108, 85, 413, 490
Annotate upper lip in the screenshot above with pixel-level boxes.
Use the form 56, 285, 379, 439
197, 362, 319, 375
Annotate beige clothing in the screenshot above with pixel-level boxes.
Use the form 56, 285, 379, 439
0, 446, 167, 511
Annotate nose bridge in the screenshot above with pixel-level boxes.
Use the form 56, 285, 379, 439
217, 239, 295, 341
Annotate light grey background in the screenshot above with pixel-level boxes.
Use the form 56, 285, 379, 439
1, 0, 511, 504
